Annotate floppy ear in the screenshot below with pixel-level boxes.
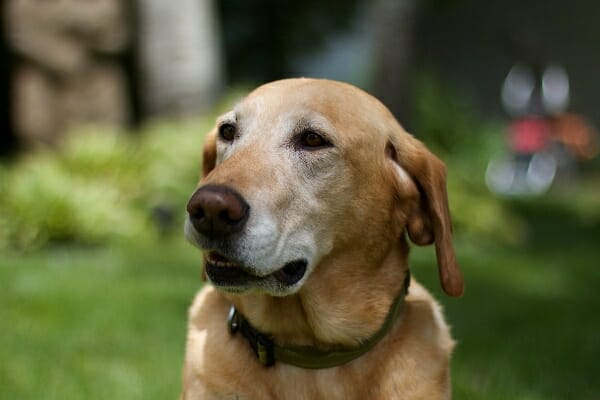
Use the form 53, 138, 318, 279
202, 128, 218, 178
391, 134, 464, 297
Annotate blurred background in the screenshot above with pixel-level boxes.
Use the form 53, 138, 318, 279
1, 0, 599, 399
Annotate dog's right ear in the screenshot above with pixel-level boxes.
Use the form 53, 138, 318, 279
202, 128, 218, 178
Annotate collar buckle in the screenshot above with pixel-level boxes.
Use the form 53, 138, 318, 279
255, 335, 275, 367
227, 306, 239, 334
228, 305, 275, 367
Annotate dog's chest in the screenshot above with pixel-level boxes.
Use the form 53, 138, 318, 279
183, 286, 453, 400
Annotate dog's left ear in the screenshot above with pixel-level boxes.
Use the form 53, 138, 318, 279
388, 134, 464, 297
202, 128, 218, 178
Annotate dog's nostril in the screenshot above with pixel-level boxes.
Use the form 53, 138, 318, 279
219, 209, 233, 222
191, 208, 205, 220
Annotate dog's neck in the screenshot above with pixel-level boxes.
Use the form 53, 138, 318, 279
224, 241, 410, 349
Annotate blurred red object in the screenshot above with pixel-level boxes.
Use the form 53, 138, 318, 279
508, 117, 551, 154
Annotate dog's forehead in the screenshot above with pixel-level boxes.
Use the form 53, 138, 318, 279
232, 79, 394, 141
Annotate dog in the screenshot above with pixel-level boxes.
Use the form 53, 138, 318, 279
182, 78, 463, 399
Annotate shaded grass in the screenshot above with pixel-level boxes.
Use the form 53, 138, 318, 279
1, 201, 599, 399
413, 197, 600, 399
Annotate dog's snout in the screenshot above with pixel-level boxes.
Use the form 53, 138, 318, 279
187, 185, 249, 238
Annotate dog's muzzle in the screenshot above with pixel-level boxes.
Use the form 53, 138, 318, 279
186, 185, 310, 291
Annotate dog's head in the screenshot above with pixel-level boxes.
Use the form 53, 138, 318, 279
185, 79, 463, 297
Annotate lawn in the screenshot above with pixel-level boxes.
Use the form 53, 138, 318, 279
1, 197, 599, 399
0, 238, 201, 399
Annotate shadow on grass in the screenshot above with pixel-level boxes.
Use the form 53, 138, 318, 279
508, 198, 600, 251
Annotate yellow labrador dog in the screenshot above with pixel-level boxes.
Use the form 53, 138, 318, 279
182, 78, 463, 399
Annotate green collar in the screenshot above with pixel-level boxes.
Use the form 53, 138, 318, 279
227, 271, 410, 369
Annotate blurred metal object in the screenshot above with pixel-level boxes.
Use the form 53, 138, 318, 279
501, 63, 536, 117
488, 61, 598, 196
486, 150, 557, 196
486, 117, 558, 196
542, 64, 570, 115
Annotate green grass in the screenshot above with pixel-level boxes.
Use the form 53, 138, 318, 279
0, 239, 202, 399
1, 199, 599, 399
414, 196, 600, 399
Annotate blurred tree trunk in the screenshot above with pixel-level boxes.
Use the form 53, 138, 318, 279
138, 0, 223, 117
371, 0, 421, 129
6, 0, 130, 145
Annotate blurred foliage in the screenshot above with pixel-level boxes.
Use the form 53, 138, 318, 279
0, 120, 210, 251
413, 72, 527, 244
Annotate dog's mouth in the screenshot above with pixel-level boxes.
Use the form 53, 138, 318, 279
205, 251, 308, 288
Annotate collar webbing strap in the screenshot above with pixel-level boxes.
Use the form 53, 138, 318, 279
227, 271, 411, 369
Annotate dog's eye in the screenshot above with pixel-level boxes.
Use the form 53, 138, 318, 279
219, 124, 236, 142
299, 131, 330, 149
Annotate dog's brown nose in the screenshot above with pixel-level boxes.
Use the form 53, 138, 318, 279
187, 185, 250, 238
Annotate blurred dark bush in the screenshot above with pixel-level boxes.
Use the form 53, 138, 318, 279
0, 120, 211, 251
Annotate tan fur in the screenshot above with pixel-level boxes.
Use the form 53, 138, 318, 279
182, 78, 463, 399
